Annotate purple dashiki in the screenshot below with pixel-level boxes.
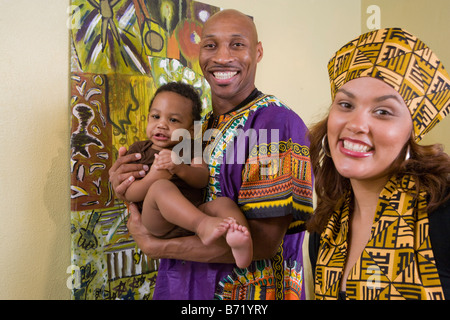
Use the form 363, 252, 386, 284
153, 92, 314, 300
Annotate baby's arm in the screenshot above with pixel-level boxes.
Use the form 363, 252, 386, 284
173, 157, 208, 188
124, 164, 172, 202
153, 150, 208, 189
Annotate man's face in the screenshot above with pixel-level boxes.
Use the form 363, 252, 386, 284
199, 12, 263, 108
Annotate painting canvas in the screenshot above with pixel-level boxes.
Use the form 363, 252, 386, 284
68, 0, 220, 300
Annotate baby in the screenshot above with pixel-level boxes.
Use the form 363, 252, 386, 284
124, 82, 252, 268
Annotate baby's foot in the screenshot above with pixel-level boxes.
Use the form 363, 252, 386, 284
225, 218, 253, 268
196, 216, 229, 245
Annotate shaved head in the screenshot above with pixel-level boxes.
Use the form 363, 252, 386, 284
203, 9, 259, 43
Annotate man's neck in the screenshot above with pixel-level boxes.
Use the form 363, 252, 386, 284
211, 88, 261, 116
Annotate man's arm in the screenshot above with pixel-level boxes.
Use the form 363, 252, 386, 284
127, 203, 291, 263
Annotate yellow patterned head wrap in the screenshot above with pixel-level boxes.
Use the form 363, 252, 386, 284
328, 28, 450, 141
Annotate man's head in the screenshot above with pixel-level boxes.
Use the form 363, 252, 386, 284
199, 9, 263, 111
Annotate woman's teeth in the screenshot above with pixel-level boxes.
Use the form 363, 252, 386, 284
343, 140, 371, 153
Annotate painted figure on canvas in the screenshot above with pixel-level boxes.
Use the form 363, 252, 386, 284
69, 0, 220, 300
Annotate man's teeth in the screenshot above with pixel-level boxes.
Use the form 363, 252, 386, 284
214, 71, 237, 80
343, 140, 371, 153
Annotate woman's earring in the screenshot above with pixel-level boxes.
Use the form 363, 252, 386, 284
405, 145, 411, 161
321, 134, 331, 158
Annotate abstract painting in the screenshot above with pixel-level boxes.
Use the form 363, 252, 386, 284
68, 0, 220, 300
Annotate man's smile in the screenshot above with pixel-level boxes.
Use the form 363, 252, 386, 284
213, 71, 238, 80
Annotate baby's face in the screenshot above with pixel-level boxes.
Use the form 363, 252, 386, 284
146, 91, 194, 150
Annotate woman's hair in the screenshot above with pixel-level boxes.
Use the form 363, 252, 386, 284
149, 82, 202, 121
306, 115, 450, 234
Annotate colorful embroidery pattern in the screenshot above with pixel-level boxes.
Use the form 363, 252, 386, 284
202, 100, 259, 201
215, 254, 303, 300
328, 28, 450, 141
315, 175, 444, 300
240, 138, 313, 226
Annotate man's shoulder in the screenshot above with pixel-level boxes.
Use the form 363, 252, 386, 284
252, 94, 296, 114
252, 94, 302, 119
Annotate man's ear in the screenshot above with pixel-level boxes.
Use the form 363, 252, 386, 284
256, 41, 264, 63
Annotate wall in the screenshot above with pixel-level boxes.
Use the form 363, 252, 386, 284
0, 0, 71, 298
0, 0, 447, 299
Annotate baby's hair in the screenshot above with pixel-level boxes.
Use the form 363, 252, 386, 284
149, 82, 202, 121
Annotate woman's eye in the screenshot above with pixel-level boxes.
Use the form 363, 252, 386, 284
374, 109, 392, 116
338, 102, 352, 109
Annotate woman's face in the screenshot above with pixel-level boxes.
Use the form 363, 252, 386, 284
327, 77, 413, 183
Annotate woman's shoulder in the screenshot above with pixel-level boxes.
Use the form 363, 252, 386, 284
428, 189, 450, 300
430, 189, 450, 219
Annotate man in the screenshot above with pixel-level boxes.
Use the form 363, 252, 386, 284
109, 9, 313, 299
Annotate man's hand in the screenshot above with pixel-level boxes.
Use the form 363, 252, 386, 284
108, 146, 149, 200
126, 203, 163, 259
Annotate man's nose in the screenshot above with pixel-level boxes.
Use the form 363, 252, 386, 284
213, 45, 234, 64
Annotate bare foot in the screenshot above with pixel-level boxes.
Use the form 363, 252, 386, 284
196, 216, 229, 245
225, 218, 253, 268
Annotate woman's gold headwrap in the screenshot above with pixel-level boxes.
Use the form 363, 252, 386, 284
328, 28, 450, 141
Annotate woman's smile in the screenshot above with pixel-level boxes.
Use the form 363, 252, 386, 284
339, 138, 373, 158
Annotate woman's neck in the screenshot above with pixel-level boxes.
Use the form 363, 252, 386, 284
350, 176, 389, 220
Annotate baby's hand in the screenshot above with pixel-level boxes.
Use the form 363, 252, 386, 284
154, 149, 182, 174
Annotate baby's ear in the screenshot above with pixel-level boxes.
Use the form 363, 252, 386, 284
188, 123, 195, 136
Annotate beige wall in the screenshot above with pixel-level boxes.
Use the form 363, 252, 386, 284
0, 0, 447, 299
0, 0, 71, 299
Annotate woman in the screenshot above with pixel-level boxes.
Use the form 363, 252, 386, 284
308, 28, 450, 300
